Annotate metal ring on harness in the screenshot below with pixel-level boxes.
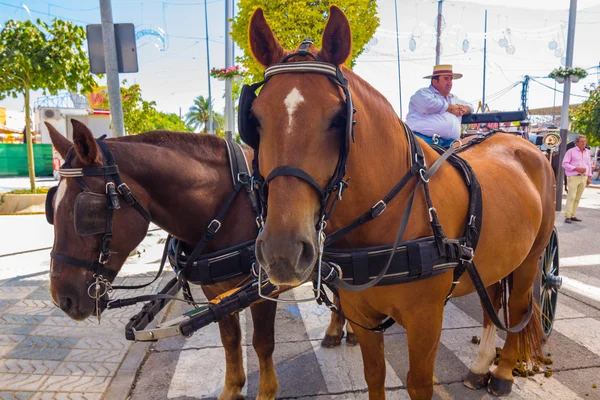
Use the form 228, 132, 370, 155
419, 168, 430, 183
451, 139, 463, 149
428, 207, 437, 222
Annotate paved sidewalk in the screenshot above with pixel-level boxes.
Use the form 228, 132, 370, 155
0, 229, 172, 400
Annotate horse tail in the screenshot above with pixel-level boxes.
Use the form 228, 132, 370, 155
501, 275, 546, 365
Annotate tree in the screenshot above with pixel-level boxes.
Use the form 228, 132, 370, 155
571, 84, 600, 146
185, 96, 213, 133
121, 82, 157, 134
231, 1, 379, 80
148, 112, 189, 132
0, 18, 96, 191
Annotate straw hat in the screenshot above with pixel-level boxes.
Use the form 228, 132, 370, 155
423, 64, 463, 79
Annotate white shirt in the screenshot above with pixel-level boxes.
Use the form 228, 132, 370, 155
405, 85, 472, 140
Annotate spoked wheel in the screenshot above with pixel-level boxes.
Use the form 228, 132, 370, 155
538, 227, 561, 337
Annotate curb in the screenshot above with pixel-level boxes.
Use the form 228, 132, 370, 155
0, 193, 47, 214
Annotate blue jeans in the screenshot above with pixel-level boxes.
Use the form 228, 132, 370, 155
413, 131, 456, 148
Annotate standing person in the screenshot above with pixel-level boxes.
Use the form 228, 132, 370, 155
562, 135, 593, 223
405, 64, 473, 147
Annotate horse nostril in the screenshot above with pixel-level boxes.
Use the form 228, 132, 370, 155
299, 239, 316, 269
58, 296, 72, 313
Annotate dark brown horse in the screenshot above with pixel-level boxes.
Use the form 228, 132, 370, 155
47, 120, 285, 399
247, 6, 555, 400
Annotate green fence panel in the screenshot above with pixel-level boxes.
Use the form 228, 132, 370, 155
0, 144, 53, 177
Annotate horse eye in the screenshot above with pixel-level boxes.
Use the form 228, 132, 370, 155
329, 115, 345, 130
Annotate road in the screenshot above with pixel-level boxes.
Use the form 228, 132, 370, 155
0, 183, 598, 399
129, 189, 600, 400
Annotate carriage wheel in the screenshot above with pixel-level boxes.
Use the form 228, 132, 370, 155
539, 227, 561, 337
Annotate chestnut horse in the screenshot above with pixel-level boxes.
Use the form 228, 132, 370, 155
247, 6, 554, 400
47, 120, 288, 399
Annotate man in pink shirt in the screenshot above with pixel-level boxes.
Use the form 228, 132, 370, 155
562, 135, 593, 223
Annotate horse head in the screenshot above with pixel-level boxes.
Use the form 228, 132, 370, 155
248, 6, 355, 285
46, 120, 151, 320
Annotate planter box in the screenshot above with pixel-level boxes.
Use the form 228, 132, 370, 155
570, 75, 580, 83
0, 193, 47, 215
555, 76, 565, 83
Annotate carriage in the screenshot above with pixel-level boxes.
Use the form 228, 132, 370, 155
45, 7, 563, 398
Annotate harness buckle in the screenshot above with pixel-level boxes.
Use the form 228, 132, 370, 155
419, 168, 430, 183
432, 134, 440, 145
237, 172, 250, 186
117, 183, 135, 205
428, 207, 437, 222
256, 216, 264, 230
370, 200, 387, 218
460, 246, 474, 263
98, 251, 110, 265
207, 219, 222, 236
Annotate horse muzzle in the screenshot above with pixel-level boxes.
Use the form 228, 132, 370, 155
256, 229, 317, 286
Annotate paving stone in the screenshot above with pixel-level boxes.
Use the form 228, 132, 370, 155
30, 393, 102, 400
0, 288, 37, 299
0, 325, 38, 336
0, 315, 46, 325
74, 337, 130, 350
5, 346, 70, 361
37, 376, 111, 393
6, 336, 79, 361
0, 335, 25, 346
65, 349, 126, 363
29, 325, 122, 339
5, 307, 55, 316
25, 288, 52, 301
0, 392, 34, 400
0, 374, 48, 391
0, 360, 60, 375
0, 345, 15, 357
53, 361, 119, 377
38, 317, 128, 329
0, 300, 19, 313
2, 276, 49, 287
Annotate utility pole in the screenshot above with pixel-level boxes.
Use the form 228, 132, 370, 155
224, 0, 234, 142
99, 0, 125, 136
556, 0, 577, 211
435, 0, 443, 65
205, 0, 214, 134
393, 0, 403, 119
482, 10, 487, 111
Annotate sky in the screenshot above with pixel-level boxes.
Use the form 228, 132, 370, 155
1, 0, 600, 127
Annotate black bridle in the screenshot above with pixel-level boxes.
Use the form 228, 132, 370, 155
240, 39, 355, 234
48, 139, 152, 306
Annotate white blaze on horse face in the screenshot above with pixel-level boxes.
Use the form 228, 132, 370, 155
470, 324, 498, 374
283, 88, 305, 132
54, 181, 67, 213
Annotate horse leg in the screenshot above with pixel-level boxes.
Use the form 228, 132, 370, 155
401, 302, 445, 400
346, 321, 359, 346
350, 321, 387, 399
250, 300, 279, 400
489, 257, 545, 396
464, 281, 502, 389
216, 314, 247, 400
321, 294, 345, 348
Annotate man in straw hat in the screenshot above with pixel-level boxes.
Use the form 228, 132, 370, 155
406, 64, 472, 147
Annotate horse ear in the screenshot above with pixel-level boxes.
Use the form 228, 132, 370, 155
318, 6, 352, 66
71, 119, 101, 166
45, 122, 72, 159
248, 8, 285, 68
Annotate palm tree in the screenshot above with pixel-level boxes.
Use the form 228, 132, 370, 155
185, 95, 212, 132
